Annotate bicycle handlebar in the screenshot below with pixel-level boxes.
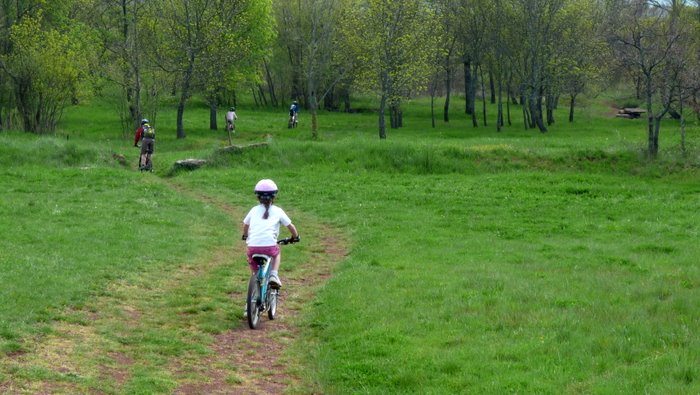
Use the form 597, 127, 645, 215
278, 236, 300, 245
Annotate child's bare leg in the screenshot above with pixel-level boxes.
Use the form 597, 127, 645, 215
272, 253, 281, 272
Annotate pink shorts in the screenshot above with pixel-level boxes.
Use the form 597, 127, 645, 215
246, 245, 280, 271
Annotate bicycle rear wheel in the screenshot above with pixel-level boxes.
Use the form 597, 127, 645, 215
246, 275, 261, 329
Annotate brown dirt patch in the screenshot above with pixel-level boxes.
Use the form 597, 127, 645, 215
174, 231, 347, 395
0, 180, 348, 394
167, 181, 348, 394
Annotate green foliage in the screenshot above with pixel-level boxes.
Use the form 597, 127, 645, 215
337, 0, 437, 136
1, 12, 96, 132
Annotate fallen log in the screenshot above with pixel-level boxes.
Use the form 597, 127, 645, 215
174, 158, 208, 170
616, 108, 646, 119
218, 142, 269, 153
171, 143, 269, 172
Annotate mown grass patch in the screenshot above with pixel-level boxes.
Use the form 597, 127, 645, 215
173, 155, 700, 393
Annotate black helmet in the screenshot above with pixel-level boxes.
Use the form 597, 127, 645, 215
141, 118, 149, 125
229, 107, 235, 111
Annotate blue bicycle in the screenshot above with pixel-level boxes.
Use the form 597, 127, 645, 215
246, 238, 298, 329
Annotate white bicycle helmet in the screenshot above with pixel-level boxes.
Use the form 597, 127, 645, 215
254, 179, 278, 198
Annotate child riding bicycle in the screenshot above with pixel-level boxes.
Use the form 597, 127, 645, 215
242, 179, 299, 289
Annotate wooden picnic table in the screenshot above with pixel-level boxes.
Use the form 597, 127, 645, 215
616, 108, 646, 119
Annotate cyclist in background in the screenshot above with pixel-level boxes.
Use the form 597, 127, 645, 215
288, 100, 299, 128
241, 179, 299, 289
225, 106, 237, 132
133, 118, 155, 171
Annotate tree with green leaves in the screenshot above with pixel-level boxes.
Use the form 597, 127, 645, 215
81, 0, 152, 136
150, 0, 274, 139
340, 0, 436, 139
428, 0, 460, 124
200, 0, 275, 132
455, 0, 487, 126
554, 0, 606, 123
273, 0, 344, 139
606, 0, 686, 157
0, 11, 95, 133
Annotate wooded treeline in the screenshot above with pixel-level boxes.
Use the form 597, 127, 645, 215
0, 0, 699, 155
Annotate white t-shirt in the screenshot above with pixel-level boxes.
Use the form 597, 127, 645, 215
225, 111, 237, 122
243, 204, 292, 247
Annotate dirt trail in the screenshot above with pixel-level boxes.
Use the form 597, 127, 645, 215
0, 180, 348, 394
175, 232, 345, 394
166, 182, 349, 394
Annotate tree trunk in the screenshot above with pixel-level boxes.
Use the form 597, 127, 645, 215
443, 79, 451, 123
546, 94, 555, 125
16, 78, 33, 132
390, 104, 399, 129
176, 97, 186, 139
251, 87, 259, 107
176, 48, 196, 139
480, 64, 487, 127
444, 57, 451, 122
263, 59, 278, 107
679, 87, 686, 153
497, 77, 503, 132
522, 97, 530, 130
310, 90, 319, 139
340, 87, 352, 112
645, 76, 657, 157
489, 68, 496, 104
209, 100, 218, 130
652, 116, 661, 157
569, 94, 576, 122
379, 94, 387, 139
535, 94, 547, 132
257, 84, 268, 106
506, 72, 513, 126
431, 93, 436, 128
464, 58, 473, 115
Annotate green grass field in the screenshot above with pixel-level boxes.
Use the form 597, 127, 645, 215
1, 93, 699, 393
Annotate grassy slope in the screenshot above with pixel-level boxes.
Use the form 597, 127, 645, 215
1, 92, 699, 393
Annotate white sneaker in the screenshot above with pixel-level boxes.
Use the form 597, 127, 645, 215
243, 304, 248, 318
269, 274, 282, 289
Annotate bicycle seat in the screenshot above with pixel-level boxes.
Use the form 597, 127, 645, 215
252, 254, 271, 265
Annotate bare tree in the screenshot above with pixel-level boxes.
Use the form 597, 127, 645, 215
606, 0, 685, 157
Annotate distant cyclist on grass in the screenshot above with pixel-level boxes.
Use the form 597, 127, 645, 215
133, 118, 155, 171
241, 179, 299, 289
288, 100, 299, 128
225, 106, 238, 132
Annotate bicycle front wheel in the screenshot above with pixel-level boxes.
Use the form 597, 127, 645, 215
246, 275, 261, 329
267, 289, 278, 320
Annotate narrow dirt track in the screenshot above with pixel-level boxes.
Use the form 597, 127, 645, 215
0, 179, 348, 394
168, 182, 349, 394
174, 233, 345, 395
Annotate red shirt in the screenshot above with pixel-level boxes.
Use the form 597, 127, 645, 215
134, 126, 144, 146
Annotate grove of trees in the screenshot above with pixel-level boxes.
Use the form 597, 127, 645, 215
1, 0, 700, 156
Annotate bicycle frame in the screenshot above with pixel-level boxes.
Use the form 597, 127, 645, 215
253, 254, 272, 300
245, 237, 296, 329
247, 253, 277, 329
